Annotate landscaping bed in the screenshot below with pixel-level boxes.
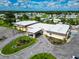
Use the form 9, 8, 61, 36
45, 35, 66, 45
1, 36, 37, 55
30, 53, 56, 59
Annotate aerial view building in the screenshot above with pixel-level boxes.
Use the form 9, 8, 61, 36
14, 21, 38, 31
15, 21, 71, 41
0, 0, 79, 59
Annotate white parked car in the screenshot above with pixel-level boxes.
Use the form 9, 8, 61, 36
72, 56, 79, 59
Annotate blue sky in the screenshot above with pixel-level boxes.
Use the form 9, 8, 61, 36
9, 0, 17, 3
0, 0, 79, 11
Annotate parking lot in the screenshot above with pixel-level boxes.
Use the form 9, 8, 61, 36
0, 27, 79, 59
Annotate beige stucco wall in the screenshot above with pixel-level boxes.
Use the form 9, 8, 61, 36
16, 26, 26, 31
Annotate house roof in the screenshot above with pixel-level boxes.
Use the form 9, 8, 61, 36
28, 23, 70, 35
47, 24, 70, 35
28, 23, 54, 30
15, 21, 70, 35
15, 21, 38, 26
27, 27, 42, 34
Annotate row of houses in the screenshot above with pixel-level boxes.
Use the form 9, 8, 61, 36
14, 21, 71, 42
0, 13, 79, 24
0, 13, 78, 19
23, 13, 79, 19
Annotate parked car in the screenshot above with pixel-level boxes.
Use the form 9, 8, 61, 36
72, 56, 79, 59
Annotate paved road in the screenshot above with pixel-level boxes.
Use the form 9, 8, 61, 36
0, 27, 19, 38
0, 33, 25, 49
0, 30, 79, 59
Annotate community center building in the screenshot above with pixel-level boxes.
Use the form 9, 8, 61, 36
14, 21, 71, 41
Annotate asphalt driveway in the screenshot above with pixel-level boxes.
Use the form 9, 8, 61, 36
0, 27, 79, 59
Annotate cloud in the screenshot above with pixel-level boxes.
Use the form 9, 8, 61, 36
0, 0, 8, 2
0, 0, 12, 6
0, 0, 79, 11
17, 0, 29, 2
67, 0, 79, 7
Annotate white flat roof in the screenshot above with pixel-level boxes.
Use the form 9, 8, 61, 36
47, 24, 70, 35
15, 21, 38, 26
27, 27, 42, 34
28, 23, 54, 30
28, 23, 70, 35
15, 21, 70, 35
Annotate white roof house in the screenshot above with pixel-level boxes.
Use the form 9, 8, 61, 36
66, 14, 77, 19
15, 21, 70, 35
27, 27, 42, 34
53, 18, 61, 23
44, 24, 70, 40
28, 23, 70, 35
46, 24, 70, 35
14, 21, 70, 39
14, 21, 38, 26
28, 23, 70, 40
28, 23, 54, 31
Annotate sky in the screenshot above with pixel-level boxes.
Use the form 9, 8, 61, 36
0, 0, 79, 11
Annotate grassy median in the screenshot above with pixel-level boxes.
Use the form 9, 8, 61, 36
30, 53, 56, 59
1, 36, 37, 55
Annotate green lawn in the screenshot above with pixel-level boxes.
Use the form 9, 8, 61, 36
0, 20, 8, 27
1, 36, 37, 55
0, 20, 12, 28
30, 53, 56, 59
41, 14, 48, 18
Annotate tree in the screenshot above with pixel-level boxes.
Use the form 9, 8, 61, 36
60, 18, 66, 24
34, 16, 40, 21
4, 12, 16, 26
18, 14, 29, 21
66, 19, 75, 25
